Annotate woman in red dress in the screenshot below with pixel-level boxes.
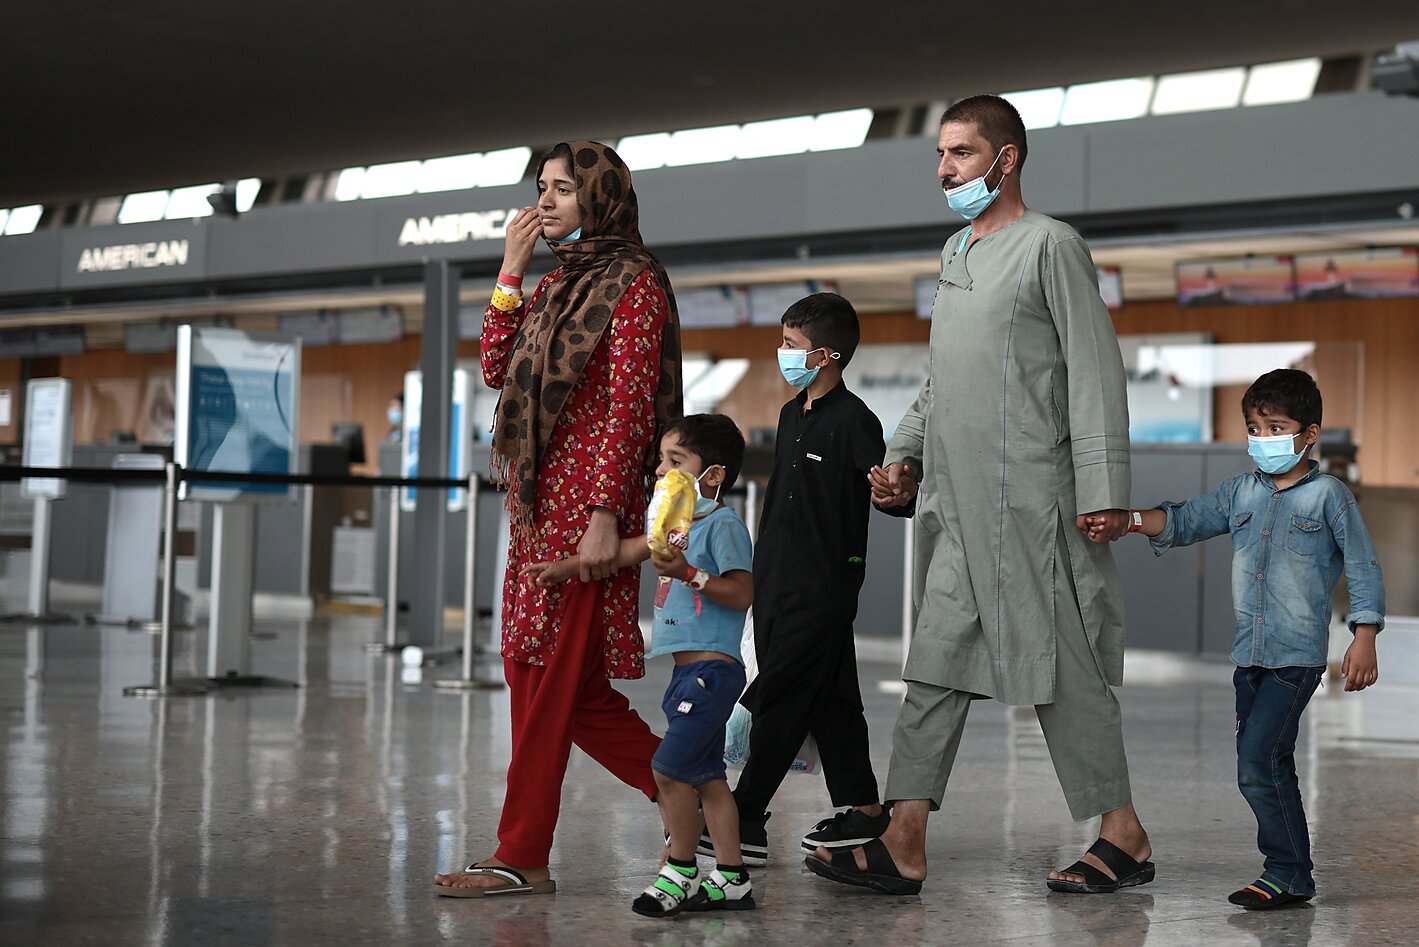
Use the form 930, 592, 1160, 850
434, 141, 682, 896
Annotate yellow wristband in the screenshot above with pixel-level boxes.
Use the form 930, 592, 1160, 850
490, 286, 522, 312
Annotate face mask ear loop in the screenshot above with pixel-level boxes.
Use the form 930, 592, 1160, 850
697, 465, 723, 502
986, 146, 1007, 189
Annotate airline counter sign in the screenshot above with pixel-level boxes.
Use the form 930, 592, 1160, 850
77, 239, 191, 273
60, 224, 206, 288
397, 208, 520, 248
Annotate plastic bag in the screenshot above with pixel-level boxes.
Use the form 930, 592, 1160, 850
724, 703, 752, 767
646, 468, 696, 561
723, 609, 822, 776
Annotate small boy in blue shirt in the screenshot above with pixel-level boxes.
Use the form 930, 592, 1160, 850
526, 414, 756, 917
1090, 368, 1384, 910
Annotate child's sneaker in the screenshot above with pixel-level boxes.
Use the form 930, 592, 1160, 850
631, 859, 699, 918
698, 812, 769, 867
684, 868, 755, 912
800, 807, 891, 853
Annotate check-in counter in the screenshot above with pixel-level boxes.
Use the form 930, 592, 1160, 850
195, 443, 349, 606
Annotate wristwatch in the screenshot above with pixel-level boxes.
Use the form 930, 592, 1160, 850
1127, 510, 1143, 533
684, 567, 710, 591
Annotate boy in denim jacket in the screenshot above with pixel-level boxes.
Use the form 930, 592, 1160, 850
1090, 368, 1383, 910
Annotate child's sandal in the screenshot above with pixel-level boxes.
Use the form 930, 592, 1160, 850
684, 869, 756, 911
631, 863, 698, 918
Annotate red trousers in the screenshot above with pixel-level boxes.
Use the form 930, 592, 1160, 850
495, 579, 661, 867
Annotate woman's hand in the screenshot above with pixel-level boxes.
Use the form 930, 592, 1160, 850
577, 508, 620, 582
501, 207, 542, 279
521, 557, 579, 588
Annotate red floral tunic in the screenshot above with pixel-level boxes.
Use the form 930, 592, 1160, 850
481, 267, 668, 680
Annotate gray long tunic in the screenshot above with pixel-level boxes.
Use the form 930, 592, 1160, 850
887, 210, 1130, 705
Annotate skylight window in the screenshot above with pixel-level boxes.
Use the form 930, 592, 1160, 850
418, 153, 482, 193
737, 115, 816, 160
8, 205, 42, 234
117, 190, 171, 224
1242, 58, 1322, 106
616, 132, 672, 171
808, 109, 874, 151
476, 147, 532, 187
1151, 67, 1246, 114
235, 178, 261, 213
334, 168, 366, 201
616, 109, 875, 170
359, 161, 422, 199
999, 87, 1066, 129
1060, 77, 1155, 125
665, 125, 742, 167
164, 184, 219, 219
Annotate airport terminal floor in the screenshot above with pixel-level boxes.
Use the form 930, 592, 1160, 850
1, 591, 1415, 946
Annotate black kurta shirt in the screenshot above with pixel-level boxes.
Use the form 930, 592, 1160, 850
752, 382, 885, 626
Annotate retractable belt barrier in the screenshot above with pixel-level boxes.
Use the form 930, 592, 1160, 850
0, 464, 470, 489
1, 462, 490, 697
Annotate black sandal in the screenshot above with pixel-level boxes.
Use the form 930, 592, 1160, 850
804, 838, 923, 895
1047, 838, 1155, 894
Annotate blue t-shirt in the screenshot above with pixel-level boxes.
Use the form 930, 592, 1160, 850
647, 505, 753, 662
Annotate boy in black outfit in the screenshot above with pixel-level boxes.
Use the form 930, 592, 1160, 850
702, 292, 888, 866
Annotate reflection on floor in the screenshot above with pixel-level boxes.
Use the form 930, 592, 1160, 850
1, 598, 1416, 946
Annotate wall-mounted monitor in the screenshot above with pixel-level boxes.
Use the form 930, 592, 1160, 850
1176, 256, 1296, 307
1294, 247, 1419, 300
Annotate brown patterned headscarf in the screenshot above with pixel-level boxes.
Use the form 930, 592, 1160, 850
491, 140, 683, 532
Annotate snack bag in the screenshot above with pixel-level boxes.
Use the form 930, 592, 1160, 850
646, 468, 696, 561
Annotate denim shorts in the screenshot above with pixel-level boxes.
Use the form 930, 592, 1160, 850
652, 659, 747, 787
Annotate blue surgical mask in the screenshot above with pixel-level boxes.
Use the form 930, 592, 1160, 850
943, 148, 1005, 220
387, 407, 402, 426
694, 466, 722, 517
777, 347, 838, 389
549, 227, 583, 245
1248, 432, 1309, 475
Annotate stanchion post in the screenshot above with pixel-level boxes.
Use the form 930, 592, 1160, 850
460, 475, 478, 680
384, 484, 401, 648
745, 480, 760, 543
125, 462, 207, 697
436, 476, 500, 690
158, 461, 179, 687
26, 495, 52, 618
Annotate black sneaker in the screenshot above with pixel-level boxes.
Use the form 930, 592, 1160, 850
800, 808, 891, 854
699, 811, 770, 867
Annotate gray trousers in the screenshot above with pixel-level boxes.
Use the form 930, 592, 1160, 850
884, 553, 1133, 822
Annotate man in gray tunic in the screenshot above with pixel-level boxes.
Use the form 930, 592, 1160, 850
807, 95, 1154, 896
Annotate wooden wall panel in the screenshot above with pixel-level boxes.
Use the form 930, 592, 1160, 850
4, 293, 1415, 483
0, 359, 20, 445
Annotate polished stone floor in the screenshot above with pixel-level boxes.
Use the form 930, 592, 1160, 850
1, 596, 1416, 946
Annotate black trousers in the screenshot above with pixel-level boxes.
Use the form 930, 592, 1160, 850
733, 631, 879, 820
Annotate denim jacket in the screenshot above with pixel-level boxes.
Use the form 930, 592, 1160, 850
1150, 462, 1385, 668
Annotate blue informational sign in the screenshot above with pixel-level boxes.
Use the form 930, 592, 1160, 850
175, 326, 301, 501
401, 368, 471, 512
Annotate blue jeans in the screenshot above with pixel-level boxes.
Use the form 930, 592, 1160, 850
1234, 665, 1324, 897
